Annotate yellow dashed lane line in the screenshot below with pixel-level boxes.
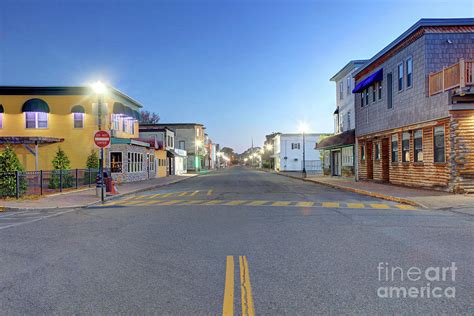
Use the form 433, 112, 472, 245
347, 203, 365, 209
370, 203, 390, 209
295, 201, 314, 207
322, 202, 340, 208
272, 201, 292, 206
224, 200, 247, 206
246, 200, 269, 206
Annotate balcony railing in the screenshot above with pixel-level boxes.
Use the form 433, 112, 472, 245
428, 59, 473, 96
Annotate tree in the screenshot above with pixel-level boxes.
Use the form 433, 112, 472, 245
0, 145, 27, 197
84, 149, 99, 185
86, 150, 99, 169
140, 110, 160, 124
49, 146, 73, 189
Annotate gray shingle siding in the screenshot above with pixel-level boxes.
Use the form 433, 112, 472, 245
355, 32, 474, 137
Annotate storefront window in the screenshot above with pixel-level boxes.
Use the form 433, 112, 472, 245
110, 152, 123, 173
414, 130, 423, 162
402, 132, 410, 162
391, 134, 398, 163
375, 143, 381, 160
434, 126, 445, 163
0, 113, 3, 128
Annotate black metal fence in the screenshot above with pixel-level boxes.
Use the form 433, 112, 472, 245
0, 169, 108, 199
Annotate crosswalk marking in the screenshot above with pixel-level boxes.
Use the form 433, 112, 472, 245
141, 200, 164, 205
181, 200, 206, 205
395, 204, 417, 210
296, 201, 314, 207
347, 203, 365, 209
322, 202, 340, 208
370, 203, 390, 209
224, 200, 246, 206
158, 200, 183, 205
272, 201, 291, 206
247, 200, 268, 206
203, 200, 222, 205
97, 196, 418, 211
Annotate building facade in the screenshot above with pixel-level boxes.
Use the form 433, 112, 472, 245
317, 60, 366, 177
0, 86, 143, 182
271, 133, 324, 172
139, 123, 205, 171
354, 18, 474, 193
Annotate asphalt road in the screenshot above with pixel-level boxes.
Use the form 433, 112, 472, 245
0, 167, 472, 314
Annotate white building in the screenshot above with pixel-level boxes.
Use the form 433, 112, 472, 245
271, 133, 325, 172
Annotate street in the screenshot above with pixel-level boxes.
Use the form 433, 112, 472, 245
0, 167, 472, 314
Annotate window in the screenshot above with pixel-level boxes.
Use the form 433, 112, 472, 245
73, 113, 84, 128
0, 113, 3, 128
346, 77, 351, 95
391, 134, 398, 163
179, 140, 185, 150
402, 132, 410, 162
361, 145, 365, 161
361, 91, 364, 107
196, 128, 200, 137
387, 73, 393, 109
365, 89, 369, 105
406, 57, 413, 88
434, 126, 445, 163
398, 63, 404, 91
131, 121, 135, 134
347, 111, 351, 130
25, 112, 48, 129
414, 130, 423, 162
339, 81, 343, 100
375, 143, 381, 160
122, 118, 127, 132
111, 114, 120, 130
291, 143, 300, 150
110, 152, 123, 173
372, 84, 376, 102
378, 81, 382, 100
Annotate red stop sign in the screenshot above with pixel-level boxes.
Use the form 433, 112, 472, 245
94, 130, 111, 148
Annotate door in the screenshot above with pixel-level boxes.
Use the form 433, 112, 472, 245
366, 141, 374, 180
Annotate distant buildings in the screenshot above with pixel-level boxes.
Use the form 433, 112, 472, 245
270, 133, 325, 172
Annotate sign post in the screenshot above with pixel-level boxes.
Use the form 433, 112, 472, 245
94, 130, 110, 202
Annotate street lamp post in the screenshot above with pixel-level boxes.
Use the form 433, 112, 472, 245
92, 81, 106, 202
299, 122, 309, 179
302, 131, 306, 178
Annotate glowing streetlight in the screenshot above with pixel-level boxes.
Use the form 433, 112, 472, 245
91, 80, 107, 95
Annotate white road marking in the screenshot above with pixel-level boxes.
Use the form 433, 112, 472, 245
0, 209, 79, 231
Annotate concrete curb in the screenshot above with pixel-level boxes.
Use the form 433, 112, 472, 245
264, 169, 427, 208
0, 174, 198, 212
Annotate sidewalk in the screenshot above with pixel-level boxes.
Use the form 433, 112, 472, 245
271, 170, 474, 210
0, 174, 197, 211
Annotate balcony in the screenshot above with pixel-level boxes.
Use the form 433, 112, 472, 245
428, 59, 473, 96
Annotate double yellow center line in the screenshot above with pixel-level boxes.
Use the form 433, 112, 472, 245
223, 256, 255, 316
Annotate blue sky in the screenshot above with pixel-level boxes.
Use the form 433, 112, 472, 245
1, 0, 472, 152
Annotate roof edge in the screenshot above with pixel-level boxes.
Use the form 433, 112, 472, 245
354, 18, 474, 77
330, 60, 368, 81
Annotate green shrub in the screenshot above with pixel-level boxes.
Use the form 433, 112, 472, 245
48, 146, 74, 189
0, 145, 27, 197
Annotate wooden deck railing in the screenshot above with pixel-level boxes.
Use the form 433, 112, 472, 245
428, 59, 474, 96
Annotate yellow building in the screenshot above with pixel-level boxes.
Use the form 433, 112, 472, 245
0, 86, 141, 173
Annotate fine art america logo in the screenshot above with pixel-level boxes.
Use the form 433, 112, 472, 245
377, 262, 457, 299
